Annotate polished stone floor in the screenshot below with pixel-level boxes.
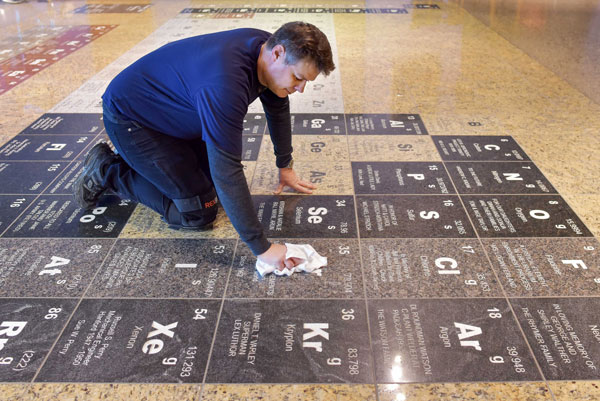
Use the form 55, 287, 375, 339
0, 1, 599, 400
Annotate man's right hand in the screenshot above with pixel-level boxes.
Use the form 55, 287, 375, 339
257, 243, 302, 271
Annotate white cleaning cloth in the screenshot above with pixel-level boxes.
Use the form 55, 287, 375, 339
255, 243, 327, 277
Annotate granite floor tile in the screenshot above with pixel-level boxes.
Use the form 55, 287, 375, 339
41, 160, 84, 195
369, 299, 540, 383
291, 113, 345, 134
24, 383, 201, 401
0, 195, 35, 235
378, 382, 552, 400
346, 114, 427, 135
258, 135, 349, 163
0, 161, 69, 195
561, 194, 600, 238
85, 239, 234, 299
19, 113, 104, 136
0, 135, 98, 161
510, 298, 600, 380
347, 136, 440, 162
483, 238, 600, 297
433, 136, 530, 162
0, 384, 28, 401
362, 239, 500, 298
251, 161, 353, 195
242, 135, 262, 161
206, 299, 373, 383
201, 384, 377, 401
36, 299, 220, 383
226, 239, 363, 299
243, 113, 267, 135
0, 238, 113, 297
0, 298, 78, 382
548, 381, 600, 401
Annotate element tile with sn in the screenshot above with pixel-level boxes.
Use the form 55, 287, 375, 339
348, 136, 440, 162
352, 162, 453, 194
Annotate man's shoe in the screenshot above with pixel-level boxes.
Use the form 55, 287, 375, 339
160, 216, 214, 231
74, 142, 116, 209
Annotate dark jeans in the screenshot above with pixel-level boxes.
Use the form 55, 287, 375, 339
102, 106, 218, 227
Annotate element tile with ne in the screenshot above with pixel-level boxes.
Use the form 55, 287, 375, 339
206, 299, 373, 383
369, 299, 540, 383
361, 239, 501, 298
226, 239, 363, 298
36, 299, 220, 383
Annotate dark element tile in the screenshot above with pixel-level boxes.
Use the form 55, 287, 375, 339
356, 195, 475, 238
243, 113, 266, 135
0, 298, 77, 382
19, 113, 103, 136
73, 4, 151, 13
0, 135, 96, 161
86, 239, 234, 298
206, 300, 373, 383
254, 195, 356, 238
291, 113, 345, 134
242, 136, 262, 161
446, 162, 557, 194
346, 114, 427, 135
0, 161, 67, 195
352, 162, 454, 195
37, 299, 220, 383
511, 298, 600, 380
462, 195, 592, 237
484, 238, 600, 297
78, 134, 110, 160
226, 239, 364, 298
433, 136, 530, 161
42, 160, 83, 195
0, 239, 112, 297
0, 196, 34, 234
4, 195, 136, 238
362, 239, 500, 298
369, 299, 540, 383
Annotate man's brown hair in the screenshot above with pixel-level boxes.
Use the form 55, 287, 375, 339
266, 21, 335, 76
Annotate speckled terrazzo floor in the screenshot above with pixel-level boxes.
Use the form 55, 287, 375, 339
1, 1, 599, 400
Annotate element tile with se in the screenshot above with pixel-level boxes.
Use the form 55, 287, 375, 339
356, 195, 475, 238
361, 239, 500, 298
510, 298, 600, 380
86, 239, 234, 298
206, 299, 373, 383
352, 162, 454, 195
290, 113, 345, 134
484, 238, 600, 297
254, 195, 356, 238
0, 239, 112, 297
0, 135, 96, 161
0, 196, 34, 234
446, 162, 557, 194
462, 195, 592, 238
433, 136, 530, 161
258, 135, 349, 163
20, 113, 104, 136
346, 114, 427, 135
36, 299, 220, 383
251, 161, 353, 195
226, 239, 363, 299
0, 298, 77, 382
348, 136, 440, 162
368, 299, 540, 383
4, 195, 136, 238
0, 161, 68, 195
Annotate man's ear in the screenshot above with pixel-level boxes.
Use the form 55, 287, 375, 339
271, 44, 286, 62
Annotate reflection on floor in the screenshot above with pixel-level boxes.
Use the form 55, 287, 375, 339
0, 1, 599, 400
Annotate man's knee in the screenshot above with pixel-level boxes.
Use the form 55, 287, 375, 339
164, 189, 218, 229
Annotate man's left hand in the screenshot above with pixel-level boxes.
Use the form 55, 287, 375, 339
275, 168, 317, 194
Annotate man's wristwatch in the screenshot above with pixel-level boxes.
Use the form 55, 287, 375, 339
281, 158, 294, 169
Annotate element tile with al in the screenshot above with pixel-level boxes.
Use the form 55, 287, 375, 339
369, 299, 540, 383
446, 162, 557, 194
36, 299, 220, 383
0, 135, 96, 161
348, 136, 441, 162
0, 161, 68, 194
0, 239, 112, 297
254, 195, 356, 238
346, 114, 427, 135
20, 114, 103, 136
86, 239, 234, 298
510, 298, 600, 380
352, 162, 454, 195
4, 195, 136, 238
291, 113, 345, 134
361, 239, 501, 298
0, 298, 78, 382
226, 239, 363, 298
483, 238, 600, 297
462, 195, 592, 238
433, 136, 530, 161
206, 299, 373, 383
356, 195, 475, 238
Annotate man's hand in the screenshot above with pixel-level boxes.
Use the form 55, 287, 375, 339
257, 243, 303, 271
275, 167, 317, 195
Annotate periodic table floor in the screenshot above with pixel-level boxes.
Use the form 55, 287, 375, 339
1, 1, 600, 400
